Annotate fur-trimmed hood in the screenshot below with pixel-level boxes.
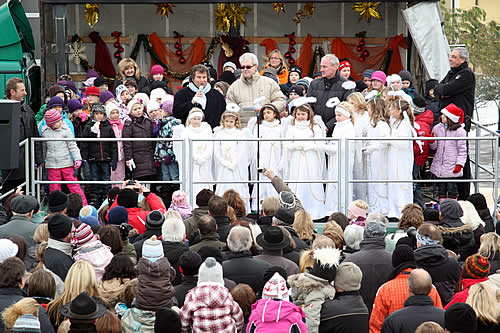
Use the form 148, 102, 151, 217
438, 223, 473, 235
288, 272, 336, 299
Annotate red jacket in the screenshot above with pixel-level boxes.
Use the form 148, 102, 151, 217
413, 110, 434, 166
444, 277, 488, 309
107, 192, 166, 234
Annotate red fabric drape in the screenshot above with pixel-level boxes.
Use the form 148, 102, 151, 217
89, 31, 116, 78
217, 36, 249, 75
296, 34, 313, 75
260, 38, 279, 56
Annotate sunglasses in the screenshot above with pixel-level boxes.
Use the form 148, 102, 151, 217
241, 65, 255, 69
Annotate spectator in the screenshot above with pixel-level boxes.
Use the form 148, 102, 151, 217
154, 308, 181, 333
133, 210, 165, 252
47, 190, 69, 215
106, 206, 136, 264
444, 303, 477, 333
96, 310, 122, 333
0, 238, 17, 263
380, 269, 445, 333
160, 213, 189, 286
189, 215, 226, 252
255, 226, 300, 276
343, 224, 364, 254
45, 213, 74, 281
1, 298, 40, 332
28, 270, 56, 308
298, 236, 335, 273
174, 251, 202, 306
478, 232, 500, 275
344, 214, 393, 313
257, 197, 280, 233
467, 193, 495, 233
272, 208, 308, 251
208, 195, 231, 242
197, 246, 237, 291
322, 221, 345, 250
184, 189, 214, 241
466, 281, 500, 332
230, 284, 256, 330
98, 253, 136, 307
223, 226, 272, 293
319, 262, 369, 333
385, 204, 424, 253
458, 200, 485, 254
439, 199, 475, 261
328, 211, 350, 231
415, 321, 444, 333
66, 193, 84, 220
293, 210, 316, 246
169, 190, 193, 220
0, 195, 39, 249
59, 291, 106, 332
264, 169, 304, 215
98, 225, 123, 255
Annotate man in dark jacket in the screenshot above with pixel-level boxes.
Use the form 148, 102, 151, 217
320, 262, 369, 333
173, 64, 226, 128
381, 269, 445, 333
414, 223, 461, 305
0, 195, 39, 248
189, 215, 226, 252
307, 54, 354, 135
174, 251, 202, 306
45, 213, 74, 281
223, 226, 272, 293
133, 210, 164, 253
1, 77, 43, 196
184, 189, 214, 242
208, 195, 231, 243
255, 226, 300, 276
0, 257, 54, 332
344, 215, 392, 313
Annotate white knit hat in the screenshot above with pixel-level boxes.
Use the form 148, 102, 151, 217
262, 272, 289, 301
0, 239, 18, 263
198, 257, 223, 285
105, 103, 120, 118
142, 236, 164, 263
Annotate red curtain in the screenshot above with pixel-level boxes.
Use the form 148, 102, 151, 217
296, 34, 313, 75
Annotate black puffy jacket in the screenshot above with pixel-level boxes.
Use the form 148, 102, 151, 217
81, 119, 117, 162
222, 251, 272, 294
438, 218, 476, 261
320, 290, 369, 333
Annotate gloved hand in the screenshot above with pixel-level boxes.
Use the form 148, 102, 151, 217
163, 155, 172, 165
111, 160, 117, 171
428, 132, 435, 144
126, 159, 136, 171
74, 160, 82, 169
119, 223, 133, 241
453, 165, 463, 174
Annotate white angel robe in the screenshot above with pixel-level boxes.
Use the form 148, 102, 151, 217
214, 127, 252, 213
173, 123, 214, 204
365, 120, 391, 216
247, 118, 284, 211
285, 121, 326, 219
352, 111, 371, 202
325, 120, 355, 214
387, 118, 414, 217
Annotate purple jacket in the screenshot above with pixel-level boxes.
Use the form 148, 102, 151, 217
429, 123, 467, 178
247, 299, 307, 333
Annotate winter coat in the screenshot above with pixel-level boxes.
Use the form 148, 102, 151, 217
41, 122, 81, 169
121, 307, 156, 333
115, 75, 149, 94
320, 290, 369, 333
222, 251, 272, 294
80, 119, 118, 162
44, 246, 74, 281
255, 252, 300, 277
189, 232, 226, 253
444, 277, 489, 309
487, 252, 500, 275
184, 206, 209, 241
180, 283, 244, 333
139, 240, 188, 286
438, 218, 476, 261
73, 240, 114, 280
259, 65, 290, 85
380, 295, 445, 333
474, 320, 500, 333
307, 73, 355, 132
135, 257, 176, 311
173, 86, 226, 128
429, 123, 467, 178
343, 237, 393, 313
434, 62, 475, 131
0, 215, 38, 249
425, 96, 441, 128
39, 110, 75, 137
477, 208, 495, 233
226, 72, 286, 127
288, 272, 336, 333
414, 110, 433, 166
414, 244, 461, 305
248, 298, 307, 333
122, 115, 156, 178
214, 216, 231, 243
174, 275, 197, 307
98, 277, 133, 307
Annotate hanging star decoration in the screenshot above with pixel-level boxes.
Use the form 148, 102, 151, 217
272, 2, 286, 16
215, 3, 250, 33
304, 2, 315, 18
352, 2, 382, 23
156, 3, 175, 18
84, 4, 99, 28
69, 40, 88, 65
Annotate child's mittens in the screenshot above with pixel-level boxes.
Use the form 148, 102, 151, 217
111, 160, 117, 171
74, 160, 82, 169
163, 155, 172, 165
453, 164, 463, 174
126, 159, 136, 171
428, 132, 435, 144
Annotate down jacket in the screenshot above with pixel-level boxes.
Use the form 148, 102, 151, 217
247, 299, 307, 333
80, 119, 118, 162
41, 122, 81, 169
123, 115, 156, 178
429, 123, 467, 178
135, 257, 176, 311
413, 110, 433, 166
439, 218, 476, 261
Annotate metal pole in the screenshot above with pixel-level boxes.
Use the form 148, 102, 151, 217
474, 124, 480, 192
30, 139, 35, 196
494, 136, 499, 212
188, 138, 194, 206
344, 138, 349, 216
181, 138, 186, 193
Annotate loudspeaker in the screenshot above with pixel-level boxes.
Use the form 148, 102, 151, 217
0, 100, 20, 169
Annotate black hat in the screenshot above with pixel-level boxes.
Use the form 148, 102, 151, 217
108, 206, 128, 226
178, 251, 203, 276
48, 190, 69, 212
146, 210, 165, 230
423, 208, 440, 222
425, 79, 438, 95
60, 292, 106, 320
392, 244, 415, 267
289, 65, 302, 78
218, 71, 236, 85
48, 213, 73, 240
399, 70, 412, 82
256, 226, 290, 250
412, 94, 427, 109
10, 195, 39, 214
310, 248, 341, 283
93, 77, 109, 87
445, 303, 477, 332
467, 193, 488, 211
196, 189, 215, 207
154, 308, 181, 333
116, 188, 138, 208
289, 85, 305, 97
274, 208, 294, 225
197, 246, 223, 264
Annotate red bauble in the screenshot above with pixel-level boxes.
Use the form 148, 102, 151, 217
359, 39, 365, 46
359, 56, 365, 62
119, 47, 124, 52
290, 47, 296, 54
290, 39, 296, 46
362, 50, 370, 57
179, 57, 186, 64
174, 42, 181, 49
114, 42, 120, 48
176, 49, 182, 56
114, 51, 121, 58
356, 46, 362, 52
284, 51, 291, 59
289, 58, 296, 65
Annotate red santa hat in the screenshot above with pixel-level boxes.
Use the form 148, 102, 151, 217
339, 60, 351, 70
441, 103, 464, 124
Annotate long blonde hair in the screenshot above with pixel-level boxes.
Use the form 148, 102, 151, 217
347, 92, 367, 113
2, 298, 39, 329
47, 261, 101, 325
117, 57, 141, 81
466, 281, 500, 325
478, 232, 500, 259
293, 210, 314, 241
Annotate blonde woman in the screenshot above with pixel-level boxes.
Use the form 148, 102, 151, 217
259, 49, 289, 84
115, 57, 149, 93
293, 210, 316, 247
478, 232, 500, 274
466, 281, 500, 331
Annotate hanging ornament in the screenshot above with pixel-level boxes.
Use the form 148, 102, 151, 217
156, 3, 175, 18
352, 2, 382, 23
69, 40, 88, 65
84, 4, 99, 28
293, 10, 305, 24
285, 32, 297, 66
356, 45, 362, 52
272, 2, 286, 16
174, 31, 185, 64
303, 2, 315, 18
179, 57, 186, 64
111, 31, 123, 62
215, 3, 250, 33
289, 58, 296, 65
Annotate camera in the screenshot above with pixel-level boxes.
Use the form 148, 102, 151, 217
128, 180, 135, 186
257, 168, 264, 173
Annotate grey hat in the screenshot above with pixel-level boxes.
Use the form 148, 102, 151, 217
274, 208, 294, 225
222, 61, 237, 72
440, 199, 464, 219
10, 195, 39, 214
198, 257, 223, 285
145, 210, 165, 230
279, 191, 296, 209
364, 221, 386, 238
334, 262, 362, 291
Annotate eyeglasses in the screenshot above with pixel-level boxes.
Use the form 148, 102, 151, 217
269, 57, 280, 60
241, 65, 255, 69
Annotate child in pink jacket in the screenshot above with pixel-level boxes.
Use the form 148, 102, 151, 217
106, 103, 125, 187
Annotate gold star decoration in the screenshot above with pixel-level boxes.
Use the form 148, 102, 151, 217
156, 3, 175, 18
352, 2, 382, 23
272, 2, 286, 16
84, 4, 99, 28
304, 2, 315, 18
215, 3, 250, 33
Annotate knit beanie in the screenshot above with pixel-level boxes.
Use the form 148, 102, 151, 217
440, 199, 464, 219
289, 65, 302, 78
423, 208, 440, 222
362, 69, 375, 79
86, 86, 100, 97
80, 216, 99, 227
151, 65, 164, 76
392, 244, 415, 267
0, 239, 18, 263
90, 103, 106, 120
262, 272, 289, 301
99, 90, 115, 105
218, 71, 236, 85
48, 190, 69, 212
150, 88, 168, 104
274, 208, 294, 225
463, 254, 490, 279
48, 84, 64, 97
279, 191, 296, 209
198, 257, 224, 285
467, 193, 489, 211
67, 99, 83, 114
296, 78, 310, 90
399, 69, 412, 82
127, 99, 143, 114
116, 188, 138, 208
58, 80, 77, 94
12, 314, 41, 333
425, 79, 439, 95
105, 103, 120, 119
147, 100, 161, 114
371, 70, 387, 84
94, 77, 109, 88
72, 223, 96, 247
178, 251, 202, 276
196, 189, 214, 207
364, 221, 386, 239
334, 262, 363, 291
445, 303, 477, 332
48, 213, 73, 240
146, 210, 165, 230
222, 61, 237, 72
310, 247, 341, 282
107, 206, 129, 226
214, 81, 230, 96
142, 236, 164, 262
289, 85, 305, 97
79, 205, 98, 220
160, 95, 174, 116
47, 96, 65, 108
44, 109, 63, 128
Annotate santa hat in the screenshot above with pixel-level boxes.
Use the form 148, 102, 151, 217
441, 103, 464, 124
339, 60, 351, 70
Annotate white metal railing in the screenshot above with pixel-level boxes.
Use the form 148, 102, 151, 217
0, 139, 29, 201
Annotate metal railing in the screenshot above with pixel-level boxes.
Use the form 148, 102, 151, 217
0, 139, 29, 201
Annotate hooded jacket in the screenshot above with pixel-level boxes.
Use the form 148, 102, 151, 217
439, 218, 475, 261
413, 110, 433, 166
320, 290, 369, 333
444, 277, 489, 309
247, 298, 307, 333
120, 307, 156, 333
41, 122, 82, 169
429, 123, 467, 178
122, 115, 156, 178
135, 257, 176, 311
81, 118, 118, 162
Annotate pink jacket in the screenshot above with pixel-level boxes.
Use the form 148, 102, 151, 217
429, 123, 467, 178
108, 119, 124, 161
247, 299, 308, 333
